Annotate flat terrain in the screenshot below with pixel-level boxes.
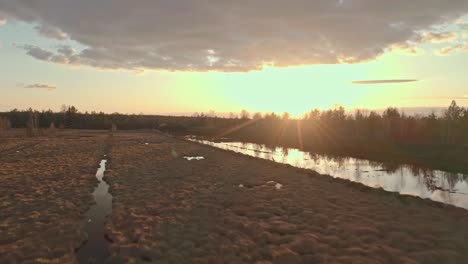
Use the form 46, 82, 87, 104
1, 129, 468, 263
0, 129, 108, 263
105, 131, 468, 263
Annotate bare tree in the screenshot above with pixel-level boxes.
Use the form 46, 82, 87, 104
240, 109, 250, 119
229, 112, 237, 119
207, 110, 217, 118
26, 111, 38, 137
49, 122, 57, 136
111, 123, 117, 132
0, 116, 11, 131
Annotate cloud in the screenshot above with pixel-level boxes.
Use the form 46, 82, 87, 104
16, 44, 80, 64
390, 31, 459, 54
456, 19, 468, 30
437, 43, 468, 55
17, 44, 54, 60
20, 83, 57, 91
34, 24, 68, 40
0, 11, 6, 25
419, 32, 458, 43
352, 80, 419, 84
390, 42, 425, 55
2, 1, 468, 71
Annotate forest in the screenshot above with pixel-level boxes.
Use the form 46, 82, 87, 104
1, 101, 468, 163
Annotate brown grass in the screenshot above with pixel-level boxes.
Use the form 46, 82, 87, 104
103, 131, 468, 263
0, 116, 11, 131
0, 129, 108, 263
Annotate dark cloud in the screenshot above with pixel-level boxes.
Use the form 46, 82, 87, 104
0, 11, 5, 25
18, 44, 54, 60
352, 80, 419, 84
389, 31, 461, 54
16, 44, 80, 64
21, 83, 57, 91
1, 0, 468, 71
57, 45, 74, 57
34, 24, 67, 40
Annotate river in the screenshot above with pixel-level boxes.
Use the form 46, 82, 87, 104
189, 138, 468, 210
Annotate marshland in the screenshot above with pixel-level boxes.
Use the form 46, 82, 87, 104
2, 1, 468, 263
1, 102, 468, 263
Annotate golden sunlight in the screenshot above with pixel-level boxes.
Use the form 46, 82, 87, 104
208, 52, 411, 116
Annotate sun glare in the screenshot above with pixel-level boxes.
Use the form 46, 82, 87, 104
208, 51, 411, 116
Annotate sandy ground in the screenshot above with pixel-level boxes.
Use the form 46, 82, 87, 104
0, 129, 108, 263
1, 130, 468, 263
104, 131, 468, 264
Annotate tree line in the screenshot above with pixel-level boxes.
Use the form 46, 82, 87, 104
1, 101, 467, 149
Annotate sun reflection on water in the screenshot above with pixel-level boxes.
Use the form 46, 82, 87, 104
191, 139, 468, 210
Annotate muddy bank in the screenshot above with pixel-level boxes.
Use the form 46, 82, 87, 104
0, 130, 108, 263
105, 132, 468, 263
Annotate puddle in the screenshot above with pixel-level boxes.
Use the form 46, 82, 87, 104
184, 156, 205, 161
189, 139, 468, 210
76, 160, 112, 263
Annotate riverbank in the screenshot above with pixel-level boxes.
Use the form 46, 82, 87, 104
188, 133, 468, 175
105, 131, 468, 263
189, 139, 468, 210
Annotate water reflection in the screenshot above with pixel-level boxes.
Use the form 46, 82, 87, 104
191, 139, 468, 210
76, 160, 112, 263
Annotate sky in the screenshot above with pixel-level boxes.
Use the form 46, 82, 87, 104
0, 1, 468, 117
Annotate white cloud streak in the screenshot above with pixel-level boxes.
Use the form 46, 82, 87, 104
20, 83, 57, 91
352, 80, 419, 85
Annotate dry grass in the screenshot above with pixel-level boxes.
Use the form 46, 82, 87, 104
2, 130, 467, 263
0, 117, 11, 131
0, 130, 108, 263
104, 132, 468, 263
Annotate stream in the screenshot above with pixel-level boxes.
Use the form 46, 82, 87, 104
76, 159, 112, 263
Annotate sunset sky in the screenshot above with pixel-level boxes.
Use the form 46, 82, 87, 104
1, 1, 467, 116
